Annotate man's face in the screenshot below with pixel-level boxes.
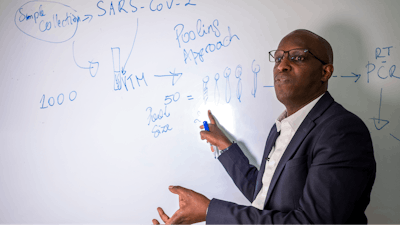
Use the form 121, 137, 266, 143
273, 33, 325, 109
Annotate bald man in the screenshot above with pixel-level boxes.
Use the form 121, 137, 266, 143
152, 30, 376, 224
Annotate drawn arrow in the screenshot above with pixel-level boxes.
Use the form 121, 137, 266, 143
390, 134, 400, 141
341, 72, 361, 82
82, 14, 93, 22
154, 69, 183, 86
370, 117, 389, 130
121, 18, 139, 75
370, 88, 389, 130
72, 41, 99, 77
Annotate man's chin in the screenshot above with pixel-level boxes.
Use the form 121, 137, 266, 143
275, 88, 295, 104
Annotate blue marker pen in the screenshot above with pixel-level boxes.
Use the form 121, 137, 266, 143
203, 121, 220, 159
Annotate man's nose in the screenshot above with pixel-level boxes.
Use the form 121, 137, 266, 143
275, 56, 291, 72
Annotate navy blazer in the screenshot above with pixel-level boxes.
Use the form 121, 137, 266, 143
206, 92, 376, 224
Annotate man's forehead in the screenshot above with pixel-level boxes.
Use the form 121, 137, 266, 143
277, 32, 317, 50
276, 29, 333, 64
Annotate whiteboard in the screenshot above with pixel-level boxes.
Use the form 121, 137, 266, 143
0, 0, 399, 223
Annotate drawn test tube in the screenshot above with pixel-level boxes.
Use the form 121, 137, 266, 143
112, 47, 121, 90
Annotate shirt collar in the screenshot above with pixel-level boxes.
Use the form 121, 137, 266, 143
275, 93, 325, 133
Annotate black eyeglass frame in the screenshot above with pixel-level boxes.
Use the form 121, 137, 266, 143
269, 49, 328, 65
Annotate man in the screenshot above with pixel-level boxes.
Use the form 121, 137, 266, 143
152, 29, 376, 224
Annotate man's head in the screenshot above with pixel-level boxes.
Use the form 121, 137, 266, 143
272, 29, 334, 115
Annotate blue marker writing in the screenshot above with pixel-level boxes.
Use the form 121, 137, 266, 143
203, 121, 219, 159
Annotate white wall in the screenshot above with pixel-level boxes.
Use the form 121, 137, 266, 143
0, 0, 399, 223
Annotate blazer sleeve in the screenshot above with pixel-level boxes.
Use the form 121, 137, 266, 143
206, 114, 376, 224
217, 143, 260, 202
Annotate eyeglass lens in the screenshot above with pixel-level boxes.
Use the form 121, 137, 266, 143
273, 49, 307, 61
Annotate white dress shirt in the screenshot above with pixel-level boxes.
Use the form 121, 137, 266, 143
251, 94, 324, 210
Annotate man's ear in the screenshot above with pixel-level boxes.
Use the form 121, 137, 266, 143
321, 64, 334, 83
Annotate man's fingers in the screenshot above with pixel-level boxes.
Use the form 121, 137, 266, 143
168, 211, 183, 225
200, 131, 213, 143
200, 131, 207, 140
208, 110, 216, 124
152, 219, 160, 225
211, 145, 214, 152
199, 125, 204, 129
157, 207, 170, 223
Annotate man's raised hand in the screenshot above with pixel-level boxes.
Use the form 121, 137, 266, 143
152, 186, 210, 225
199, 110, 232, 151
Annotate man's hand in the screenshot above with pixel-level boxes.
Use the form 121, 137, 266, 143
200, 110, 232, 151
152, 186, 210, 225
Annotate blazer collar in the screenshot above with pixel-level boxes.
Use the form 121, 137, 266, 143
263, 91, 335, 206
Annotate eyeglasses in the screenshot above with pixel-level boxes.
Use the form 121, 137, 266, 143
269, 48, 327, 65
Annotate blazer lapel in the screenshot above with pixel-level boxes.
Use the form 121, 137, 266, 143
253, 125, 280, 201
263, 92, 335, 207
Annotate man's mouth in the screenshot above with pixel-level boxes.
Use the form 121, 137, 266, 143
274, 75, 290, 83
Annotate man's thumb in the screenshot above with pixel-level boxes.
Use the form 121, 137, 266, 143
169, 185, 184, 195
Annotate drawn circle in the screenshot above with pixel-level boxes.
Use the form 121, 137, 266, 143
224, 67, 231, 78
14, 1, 79, 43
174, 92, 180, 102
48, 97, 55, 106
157, 3, 163, 11
235, 65, 242, 78
89, 61, 99, 77
189, 31, 196, 40
57, 93, 64, 105
69, 91, 77, 101
252, 60, 261, 73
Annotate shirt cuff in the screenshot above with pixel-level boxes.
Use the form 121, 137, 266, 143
219, 141, 234, 155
